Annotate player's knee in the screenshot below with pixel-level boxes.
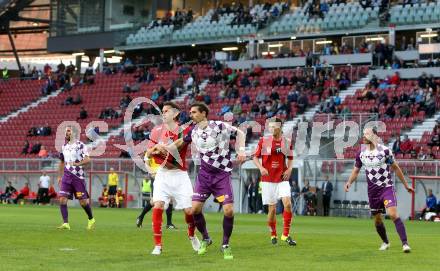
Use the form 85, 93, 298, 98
184, 208, 193, 216
223, 205, 234, 217
284, 203, 292, 210
59, 197, 68, 205
390, 214, 399, 221
153, 201, 165, 209
374, 215, 383, 224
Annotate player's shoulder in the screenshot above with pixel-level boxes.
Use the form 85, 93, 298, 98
259, 135, 272, 142
152, 124, 165, 132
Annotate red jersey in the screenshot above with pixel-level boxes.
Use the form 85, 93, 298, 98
147, 123, 190, 171
20, 186, 30, 196
255, 135, 293, 183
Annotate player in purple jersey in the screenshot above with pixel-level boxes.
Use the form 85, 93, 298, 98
57, 126, 95, 230
159, 102, 246, 260
345, 128, 414, 253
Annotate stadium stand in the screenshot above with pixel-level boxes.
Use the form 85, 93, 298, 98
389, 2, 440, 25
0, 63, 216, 158
0, 79, 46, 117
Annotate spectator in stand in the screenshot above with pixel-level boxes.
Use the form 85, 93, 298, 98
384, 104, 395, 119
184, 74, 194, 91
83, 63, 95, 84
400, 135, 413, 154
240, 74, 251, 87
35, 171, 50, 204
426, 58, 435, 68
297, 93, 309, 114
399, 102, 411, 118
232, 100, 242, 116
29, 142, 42, 154
250, 64, 263, 77
287, 88, 299, 103
21, 140, 30, 155
120, 95, 132, 109
358, 85, 376, 101
13, 182, 30, 204
269, 88, 280, 101
0, 181, 16, 203
241, 93, 251, 104
219, 104, 232, 116
420, 189, 437, 220
38, 145, 48, 158
392, 136, 401, 154
333, 93, 341, 106
369, 75, 379, 88
99, 107, 119, 119
428, 132, 439, 147
151, 89, 160, 102
390, 72, 400, 86
78, 107, 88, 120
66, 61, 75, 76
256, 90, 267, 103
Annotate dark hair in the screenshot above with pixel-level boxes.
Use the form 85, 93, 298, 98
162, 102, 180, 120
191, 102, 209, 117
372, 127, 378, 135
269, 117, 283, 124
162, 101, 179, 110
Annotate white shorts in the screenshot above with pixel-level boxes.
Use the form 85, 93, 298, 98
261, 181, 291, 205
153, 168, 193, 210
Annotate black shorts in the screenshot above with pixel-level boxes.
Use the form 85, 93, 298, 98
108, 185, 117, 195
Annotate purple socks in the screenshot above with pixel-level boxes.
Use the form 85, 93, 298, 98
193, 212, 210, 240
60, 204, 68, 223
222, 215, 234, 246
393, 218, 408, 245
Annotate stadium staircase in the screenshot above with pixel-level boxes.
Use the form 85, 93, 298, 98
405, 111, 440, 141
244, 75, 371, 156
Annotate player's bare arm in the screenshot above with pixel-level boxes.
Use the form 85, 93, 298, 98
345, 167, 361, 192
58, 160, 64, 184
282, 159, 293, 181
235, 127, 247, 163
391, 162, 415, 193
252, 156, 269, 176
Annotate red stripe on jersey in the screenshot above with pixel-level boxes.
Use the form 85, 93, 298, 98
255, 135, 293, 183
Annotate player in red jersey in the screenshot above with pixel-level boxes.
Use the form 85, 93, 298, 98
145, 102, 200, 255
253, 117, 296, 246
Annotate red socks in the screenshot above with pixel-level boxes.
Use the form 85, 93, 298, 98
185, 213, 195, 238
268, 220, 277, 237
283, 210, 292, 237
152, 208, 163, 246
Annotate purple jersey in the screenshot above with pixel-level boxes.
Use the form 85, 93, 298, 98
60, 141, 89, 180
184, 121, 234, 172
355, 144, 395, 195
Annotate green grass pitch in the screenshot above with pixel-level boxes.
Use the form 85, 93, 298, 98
0, 205, 438, 271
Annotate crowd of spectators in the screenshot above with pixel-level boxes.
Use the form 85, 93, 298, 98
148, 8, 193, 30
